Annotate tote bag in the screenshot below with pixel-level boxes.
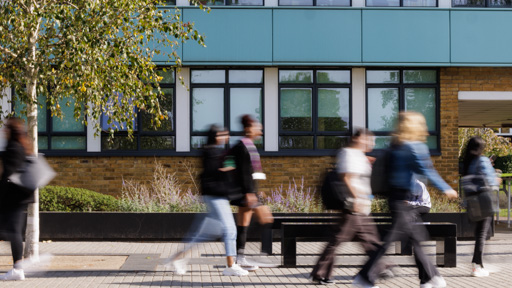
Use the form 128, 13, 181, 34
8, 154, 56, 191
461, 162, 498, 222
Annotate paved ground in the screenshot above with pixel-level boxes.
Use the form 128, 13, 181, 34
0, 222, 511, 287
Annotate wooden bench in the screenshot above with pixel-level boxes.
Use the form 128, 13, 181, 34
280, 222, 457, 268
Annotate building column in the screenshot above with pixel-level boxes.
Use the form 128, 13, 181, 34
176, 67, 191, 152
352, 68, 366, 133
264, 67, 279, 152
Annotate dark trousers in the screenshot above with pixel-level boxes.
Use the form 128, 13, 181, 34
0, 204, 27, 269
358, 200, 439, 285
472, 216, 492, 266
310, 213, 383, 280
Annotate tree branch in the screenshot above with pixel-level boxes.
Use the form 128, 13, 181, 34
0, 45, 17, 58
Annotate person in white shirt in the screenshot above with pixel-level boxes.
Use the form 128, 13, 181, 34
408, 179, 431, 221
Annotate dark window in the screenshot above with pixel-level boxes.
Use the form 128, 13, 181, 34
190, 69, 264, 149
366, 0, 437, 6
366, 69, 439, 150
279, 0, 350, 6
278, 69, 351, 151
452, 0, 511, 6
198, 0, 264, 5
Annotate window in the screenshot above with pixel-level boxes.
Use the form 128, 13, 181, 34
13, 93, 86, 151
366, 0, 436, 6
366, 69, 439, 150
197, 0, 264, 5
452, 0, 510, 6
101, 69, 176, 151
278, 69, 351, 151
190, 69, 264, 149
279, 0, 350, 6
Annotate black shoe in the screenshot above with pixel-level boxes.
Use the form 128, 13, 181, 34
311, 276, 336, 285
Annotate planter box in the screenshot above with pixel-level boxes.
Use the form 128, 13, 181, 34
38, 212, 492, 241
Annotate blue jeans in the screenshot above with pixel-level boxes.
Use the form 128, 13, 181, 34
187, 196, 237, 257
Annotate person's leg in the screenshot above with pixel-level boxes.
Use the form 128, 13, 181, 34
472, 216, 492, 266
311, 213, 357, 281
236, 207, 253, 257
205, 196, 238, 266
356, 216, 389, 275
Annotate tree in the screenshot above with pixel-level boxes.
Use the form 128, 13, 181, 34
0, 0, 205, 259
458, 128, 512, 159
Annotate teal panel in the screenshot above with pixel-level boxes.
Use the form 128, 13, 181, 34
273, 9, 361, 63
152, 9, 183, 63
451, 10, 512, 64
362, 10, 449, 63
182, 8, 272, 62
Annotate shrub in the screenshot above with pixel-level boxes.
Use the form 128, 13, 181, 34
261, 178, 323, 213
494, 155, 512, 174
40, 186, 120, 212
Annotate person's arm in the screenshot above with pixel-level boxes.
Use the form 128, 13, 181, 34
2, 143, 25, 178
232, 143, 254, 195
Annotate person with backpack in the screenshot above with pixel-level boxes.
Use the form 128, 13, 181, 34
353, 112, 458, 288
311, 128, 387, 285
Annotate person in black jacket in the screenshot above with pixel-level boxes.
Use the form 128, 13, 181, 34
230, 115, 274, 271
166, 125, 248, 277
0, 118, 34, 281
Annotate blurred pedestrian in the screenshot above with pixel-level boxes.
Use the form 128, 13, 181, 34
167, 125, 248, 276
408, 179, 431, 222
462, 136, 499, 277
0, 118, 34, 281
230, 115, 274, 271
353, 112, 458, 288
310, 129, 389, 285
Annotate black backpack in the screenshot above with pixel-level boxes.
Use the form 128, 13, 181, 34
370, 148, 392, 197
320, 168, 350, 210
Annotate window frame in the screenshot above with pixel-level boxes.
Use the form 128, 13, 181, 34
277, 68, 352, 155
365, 68, 441, 154
189, 68, 265, 151
278, 0, 351, 6
365, 0, 438, 7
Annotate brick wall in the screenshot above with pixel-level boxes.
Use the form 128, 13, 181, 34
49, 67, 509, 196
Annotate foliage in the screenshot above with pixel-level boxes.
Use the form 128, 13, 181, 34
118, 160, 206, 212
494, 155, 512, 174
260, 178, 323, 213
40, 186, 120, 212
458, 128, 512, 160
371, 189, 461, 213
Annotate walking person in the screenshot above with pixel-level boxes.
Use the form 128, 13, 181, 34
230, 115, 274, 271
310, 129, 388, 285
168, 125, 248, 276
408, 179, 432, 222
462, 136, 499, 277
353, 112, 458, 288
0, 118, 35, 281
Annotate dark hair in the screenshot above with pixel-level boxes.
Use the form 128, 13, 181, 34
241, 114, 256, 130
206, 125, 226, 146
350, 128, 374, 144
5, 117, 31, 153
462, 136, 486, 176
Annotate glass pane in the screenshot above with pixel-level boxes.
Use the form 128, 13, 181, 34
403, 70, 437, 83
101, 113, 137, 132
366, 0, 400, 5
229, 70, 263, 83
452, 0, 485, 6
403, 0, 437, 5
279, 70, 313, 84
156, 69, 175, 84
318, 88, 350, 132
52, 98, 84, 132
279, 136, 313, 149
230, 88, 262, 132
141, 136, 175, 150
101, 136, 137, 150
199, 0, 226, 5
229, 136, 263, 149
191, 70, 225, 83
226, 0, 264, 4
163, 0, 177, 4
316, 0, 351, 5
488, 0, 512, 6
51, 136, 86, 150
13, 94, 47, 132
279, 0, 314, 4
367, 70, 400, 84
317, 136, 350, 149
38, 136, 48, 150
368, 88, 399, 131
374, 136, 392, 149
280, 88, 312, 131
427, 136, 437, 150
405, 88, 436, 131
192, 88, 224, 132
191, 136, 208, 150
142, 88, 174, 131
317, 70, 351, 84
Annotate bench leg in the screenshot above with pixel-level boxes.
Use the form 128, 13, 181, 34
281, 237, 297, 267
436, 237, 456, 267
261, 229, 273, 255
400, 240, 413, 255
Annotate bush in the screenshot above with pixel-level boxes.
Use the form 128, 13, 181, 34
40, 186, 120, 212
260, 178, 323, 213
494, 155, 512, 174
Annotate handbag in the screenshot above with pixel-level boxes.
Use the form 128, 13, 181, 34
461, 169, 498, 222
320, 169, 353, 211
8, 154, 56, 191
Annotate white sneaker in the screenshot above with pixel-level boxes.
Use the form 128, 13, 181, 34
172, 258, 188, 275
352, 274, 379, 288
420, 276, 446, 288
0, 268, 25, 281
236, 256, 258, 271
223, 264, 249, 276
471, 263, 489, 277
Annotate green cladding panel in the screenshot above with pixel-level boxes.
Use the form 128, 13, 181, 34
362, 10, 450, 63
451, 10, 512, 64
273, 9, 361, 63
182, 8, 272, 63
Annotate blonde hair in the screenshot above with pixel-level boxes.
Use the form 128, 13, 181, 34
392, 111, 429, 144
